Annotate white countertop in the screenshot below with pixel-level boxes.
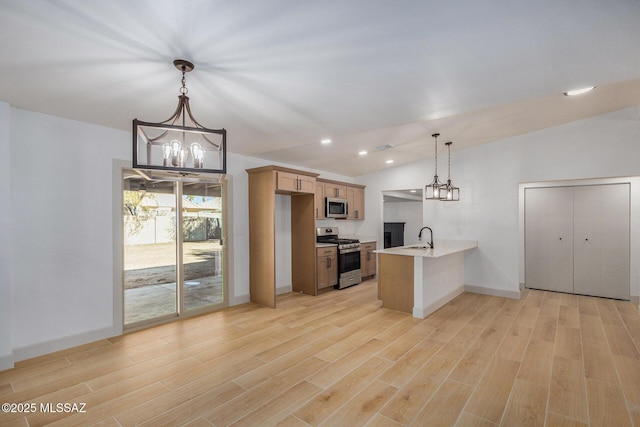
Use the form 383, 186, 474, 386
374, 239, 478, 258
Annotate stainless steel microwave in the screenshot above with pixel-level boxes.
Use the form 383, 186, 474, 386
326, 197, 348, 218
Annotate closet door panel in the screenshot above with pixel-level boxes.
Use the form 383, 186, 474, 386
525, 187, 573, 292
573, 184, 630, 300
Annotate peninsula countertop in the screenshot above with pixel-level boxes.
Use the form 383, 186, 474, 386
374, 239, 478, 258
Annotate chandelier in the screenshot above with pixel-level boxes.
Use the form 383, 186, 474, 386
132, 59, 226, 175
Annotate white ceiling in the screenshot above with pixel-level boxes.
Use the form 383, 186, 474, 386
1, 0, 640, 177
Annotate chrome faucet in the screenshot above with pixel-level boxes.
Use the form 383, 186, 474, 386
418, 227, 434, 249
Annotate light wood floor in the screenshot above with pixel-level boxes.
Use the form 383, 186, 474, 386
2, 281, 640, 427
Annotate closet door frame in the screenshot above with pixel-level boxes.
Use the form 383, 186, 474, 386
518, 177, 640, 305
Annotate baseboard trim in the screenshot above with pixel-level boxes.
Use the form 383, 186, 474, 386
413, 285, 465, 319
465, 284, 522, 300
12, 326, 119, 363
0, 352, 14, 371
230, 294, 250, 306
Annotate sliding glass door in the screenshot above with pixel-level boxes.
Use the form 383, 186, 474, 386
122, 169, 225, 328
181, 182, 224, 313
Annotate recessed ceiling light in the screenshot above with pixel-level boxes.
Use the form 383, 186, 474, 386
564, 86, 595, 96
386, 160, 394, 164
358, 150, 367, 156
321, 138, 332, 144
410, 190, 417, 193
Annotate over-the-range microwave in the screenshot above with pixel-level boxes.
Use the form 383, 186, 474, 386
326, 197, 348, 218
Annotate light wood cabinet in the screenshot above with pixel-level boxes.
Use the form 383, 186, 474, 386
314, 182, 325, 219
276, 170, 316, 194
316, 246, 338, 290
316, 179, 366, 221
324, 182, 347, 199
347, 185, 365, 220
246, 165, 319, 307
360, 242, 377, 279
525, 183, 630, 300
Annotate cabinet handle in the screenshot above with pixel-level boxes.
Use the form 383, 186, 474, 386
559, 237, 562, 241
316, 208, 318, 218
585, 238, 589, 241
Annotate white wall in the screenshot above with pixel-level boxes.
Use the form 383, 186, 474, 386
356, 106, 640, 298
0, 102, 12, 370
10, 109, 130, 358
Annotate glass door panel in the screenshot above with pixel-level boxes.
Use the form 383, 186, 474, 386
182, 182, 224, 312
123, 173, 177, 325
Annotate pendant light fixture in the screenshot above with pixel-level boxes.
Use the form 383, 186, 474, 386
425, 133, 443, 200
132, 59, 227, 176
439, 141, 460, 201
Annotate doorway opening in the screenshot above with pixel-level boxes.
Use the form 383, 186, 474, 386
122, 169, 226, 329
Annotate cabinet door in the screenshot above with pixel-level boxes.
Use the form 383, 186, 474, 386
317, 256, 329, 289
573, 184, 630, 299
276, 171, 299, 192
360, 243, 376, 277
315, 183, 325, 219
525, 187, 573, 293
325, 183, 347, 199
317, 247, 337, 289
328, 254, 338, 286
276, 171, 316, 194
297, 175, 316, 194
353, 187, 365, 220
346, 186, 365, 220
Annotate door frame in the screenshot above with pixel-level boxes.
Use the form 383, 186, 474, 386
518, 176, 640, 304
114, 162, 229, 333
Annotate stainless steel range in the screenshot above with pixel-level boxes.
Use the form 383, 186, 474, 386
316, 227, 361, 289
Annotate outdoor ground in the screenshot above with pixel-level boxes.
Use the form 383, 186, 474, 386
123, 241, 224, 324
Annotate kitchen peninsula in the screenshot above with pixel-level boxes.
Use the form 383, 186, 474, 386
374, 240, 478, 319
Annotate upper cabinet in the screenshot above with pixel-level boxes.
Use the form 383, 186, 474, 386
276, 170, 316, 194
347, 185, 365, 220
324, 182, 347, 199
317, 178, 366, 221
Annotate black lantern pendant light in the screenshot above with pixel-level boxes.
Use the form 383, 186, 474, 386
425, 133, 443, 200
132, 59, 226, 176
439, 141, 460, 201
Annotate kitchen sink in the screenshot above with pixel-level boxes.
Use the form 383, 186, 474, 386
406, 245, 430, 250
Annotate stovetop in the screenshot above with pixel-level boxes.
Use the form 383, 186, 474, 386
316, 227, 360, 249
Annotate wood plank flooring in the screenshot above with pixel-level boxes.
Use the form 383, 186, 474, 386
1, 281, 640, 426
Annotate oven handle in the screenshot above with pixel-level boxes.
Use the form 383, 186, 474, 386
339, 247, 361, 254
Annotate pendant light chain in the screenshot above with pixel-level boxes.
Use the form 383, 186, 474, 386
447, 141, 451, 180
180, 66, 189, 95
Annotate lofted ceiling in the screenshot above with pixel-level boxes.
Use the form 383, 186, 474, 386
1, 0, 640, 177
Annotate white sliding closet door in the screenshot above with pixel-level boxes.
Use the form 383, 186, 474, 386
573, 184, 630, 300
525, 187, 574, 293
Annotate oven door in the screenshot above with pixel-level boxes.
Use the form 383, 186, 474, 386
337, 248, 361, 289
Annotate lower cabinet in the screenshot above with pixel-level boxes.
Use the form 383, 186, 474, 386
360, 242, 377, 279
316, 246, 338, 290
